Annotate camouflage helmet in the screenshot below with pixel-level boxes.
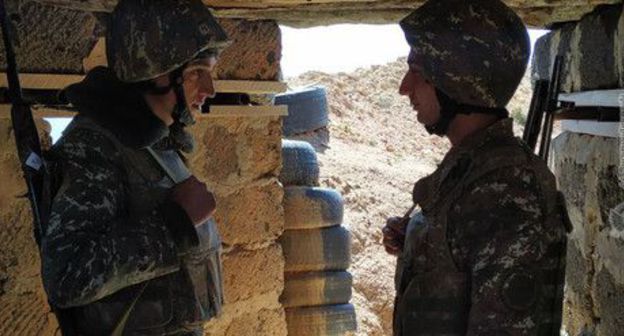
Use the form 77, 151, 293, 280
107, 0, 230, 83
400, 0, 530, 108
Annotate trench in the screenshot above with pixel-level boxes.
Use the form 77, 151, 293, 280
280, 24, 543, 336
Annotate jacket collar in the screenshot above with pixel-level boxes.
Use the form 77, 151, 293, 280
63, 66, 169, 149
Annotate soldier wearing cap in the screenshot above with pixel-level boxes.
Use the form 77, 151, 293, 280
40, 0, 230, 334
382, 0, 569, 335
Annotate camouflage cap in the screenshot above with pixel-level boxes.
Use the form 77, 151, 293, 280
400, 0, 530, 108
107, 0, 231, 83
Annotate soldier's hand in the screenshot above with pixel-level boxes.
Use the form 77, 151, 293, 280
170, 176, 216, 226
382, 216, 408, 256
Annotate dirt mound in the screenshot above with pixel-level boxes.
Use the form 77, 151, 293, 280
286, 58, 532, 336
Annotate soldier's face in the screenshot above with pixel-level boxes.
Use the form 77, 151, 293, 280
399, 51, 441, 127
182, 55, 218, 114
146, 56, 218, 126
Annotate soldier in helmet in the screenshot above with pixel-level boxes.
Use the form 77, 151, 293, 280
381, 0, 569, 335
40, 0, 230, 334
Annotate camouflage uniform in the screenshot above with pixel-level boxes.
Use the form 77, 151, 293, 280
392, 1, 569, 334
41, 61, 222, 336
394, 118, 568, 335
39, 1, 229, 334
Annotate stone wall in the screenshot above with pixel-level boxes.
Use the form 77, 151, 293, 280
30, 0, 623, 28
532, 3, 624, 93
534, 4, 624, 335
185, 19, 287, 336
0, 19, 287, 336
552, 133, 624, 336
0, 119, 57, 335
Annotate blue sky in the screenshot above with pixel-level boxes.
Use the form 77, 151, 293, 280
48, 24, 548, 141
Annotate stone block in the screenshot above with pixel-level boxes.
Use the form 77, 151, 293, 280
616, 5, 624, 87
533, 5, 624, 93
530, 31, 554, 83
222, 244, 284, 304
0, 119, 56, 336
215, 19, 282, 81
203, 291, 286, 336
0, 1, 101, 73
221, 308, 287, 336
568, 4, 621, 92
562, 242, 595, 334
189, 117, 282, 191
531, 23, 576, 90
593, 267, 624, 336
214, 178, 284, 246
552, 132, 624, 335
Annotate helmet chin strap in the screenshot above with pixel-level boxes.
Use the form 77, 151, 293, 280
170, 68, 195, 127
425, 89, 459, 136
144, 69, 197, 153
425, 89, 509, 136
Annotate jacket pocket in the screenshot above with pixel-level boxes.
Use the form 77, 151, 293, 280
396, 272, 469, 336
125, 278, 174, 331
71, 279, 174, 335
173, 217, 224, 327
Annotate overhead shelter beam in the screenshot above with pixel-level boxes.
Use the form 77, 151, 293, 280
30, 0, 622, 28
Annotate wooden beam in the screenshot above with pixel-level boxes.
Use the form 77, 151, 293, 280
0, 73, 286, 93
32, 0, 398, 12
0, 74, 84, 90
0, 105, 288, 119
0, 106, 77, 119
215, 80, 287, 93
32, 0, 116, 12
202, 105, 288, 117
30, 0, 618, 28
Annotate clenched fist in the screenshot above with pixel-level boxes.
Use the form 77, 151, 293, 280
382, 216, 409, 256
170, 176, 216, 226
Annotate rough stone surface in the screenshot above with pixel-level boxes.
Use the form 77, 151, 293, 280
186, 19, 286, 336
203, 292, 287, 336
0, 1, 101, 73
0, 119, 57, 336
531, 22, 576, 88
215, 19, 282, 81
189, 117, 282, 193
568, 4, 621, 92
552, 132, 624, 336
32, 0, 622, 28
10, 1, 622, 76
532, 4, 623, 92
214, 178, 284, 246
222, 244, 284, 304
616, 6, 624, 87
221, 307, 287, 336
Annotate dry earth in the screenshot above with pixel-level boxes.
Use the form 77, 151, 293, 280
286, 58, 533, 336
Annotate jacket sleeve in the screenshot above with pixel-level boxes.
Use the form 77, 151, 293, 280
447, 166, 554, 336
41, 128, 197, 308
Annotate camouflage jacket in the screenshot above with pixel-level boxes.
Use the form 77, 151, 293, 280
394, 118, 568, 336
40, 67, 223, 335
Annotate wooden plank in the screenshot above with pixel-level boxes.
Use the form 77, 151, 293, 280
0, 106, 77, 119
0, 74, 84, 90
559, 89, 624, 108
0, 73, 286, 93
0, 105, 288, 119
201, 105, 288, 118
561, 120, 619, 138
215, 80, 287, 93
